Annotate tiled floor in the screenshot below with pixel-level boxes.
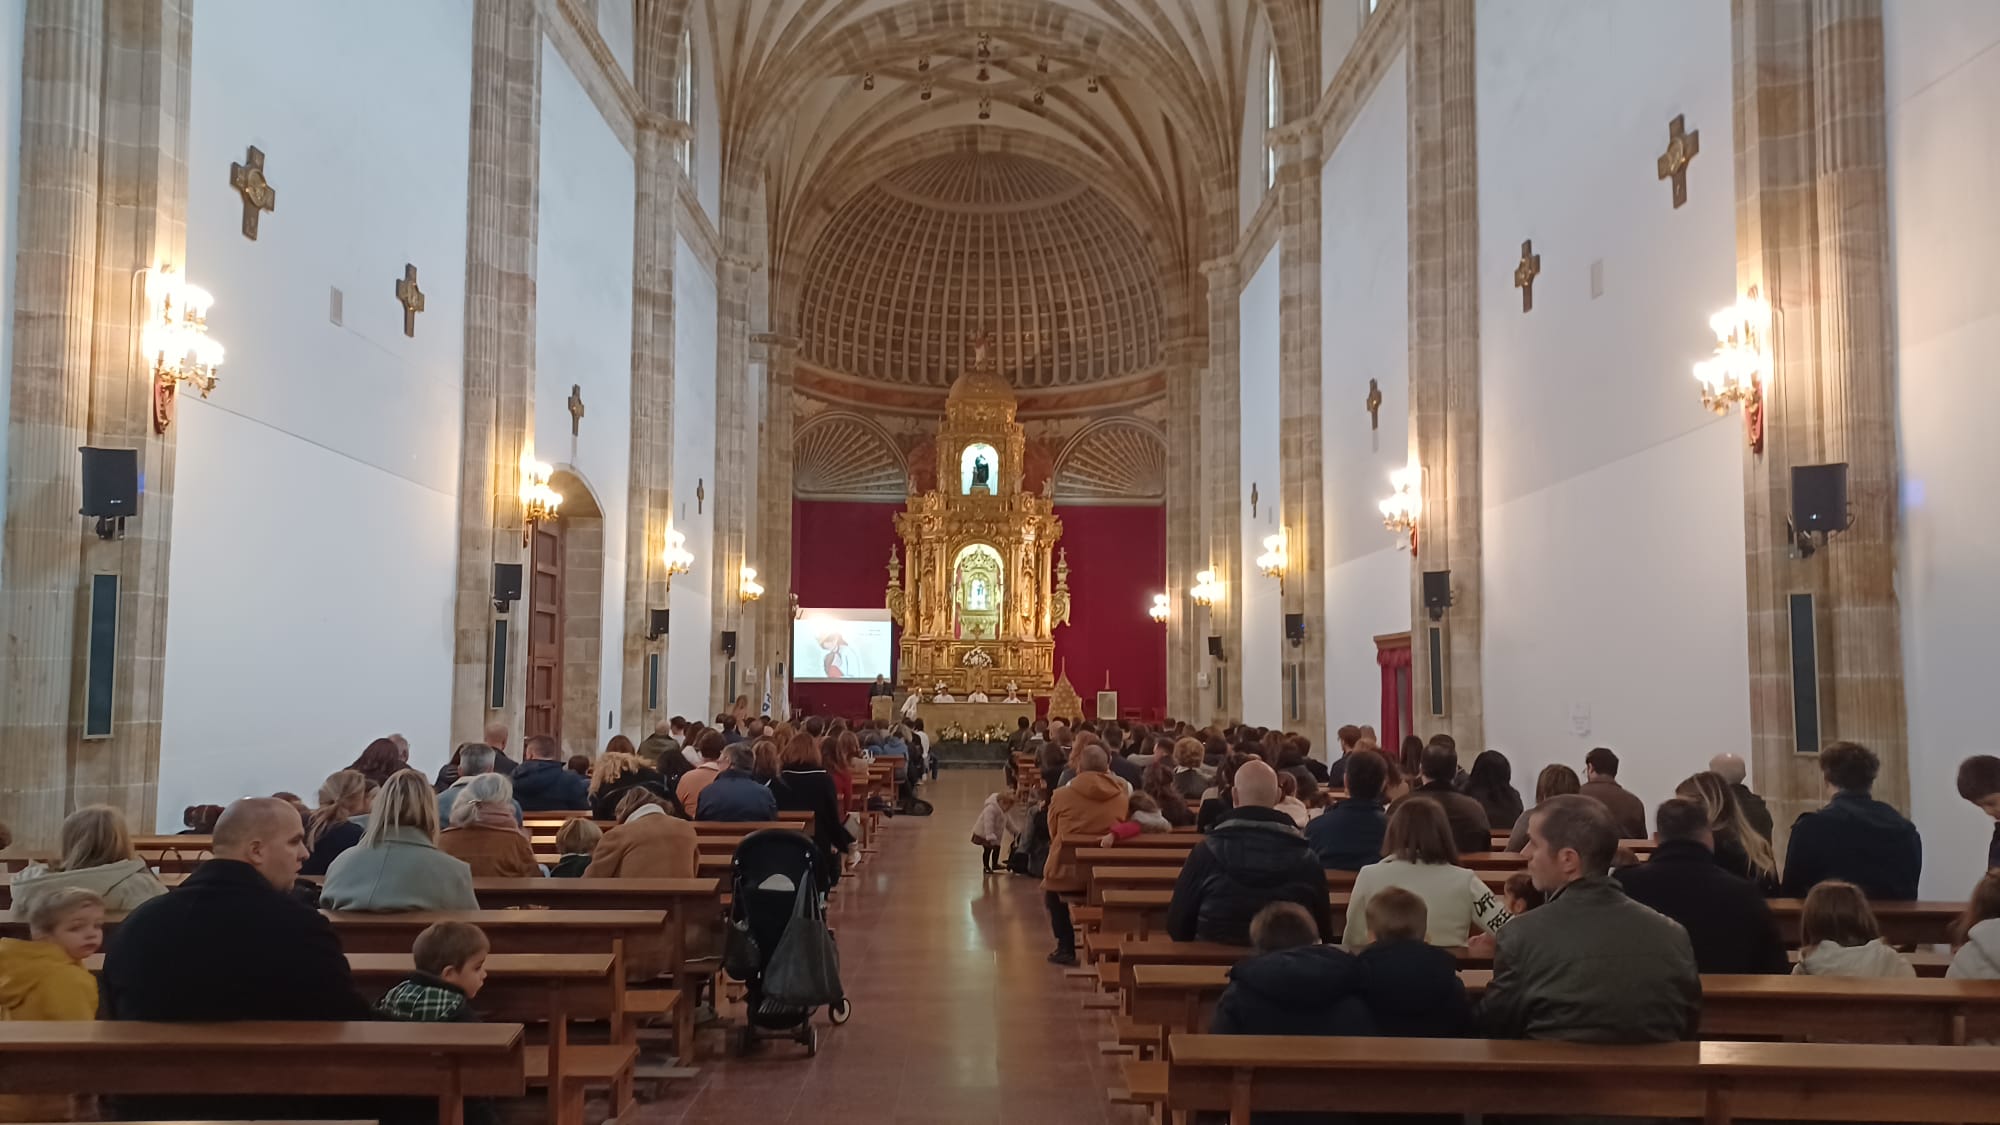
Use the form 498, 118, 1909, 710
635, 769, 1145, 1125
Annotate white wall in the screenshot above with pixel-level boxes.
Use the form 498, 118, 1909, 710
1476, 0, 1745, 818
0, 1, 23, 583
1320, 51, 1410, 732
537, 41, 635, 748
670, 232, 717, 717
1239, 252, 1282, 726
161, 0, 472, 819
1886, 1, 2000, 898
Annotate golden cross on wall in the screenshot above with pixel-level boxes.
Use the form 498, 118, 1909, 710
229, 145, 276, 240
395, 264, 425, 337
1513, 240, 1541, 313
1657, 114, 1700, 209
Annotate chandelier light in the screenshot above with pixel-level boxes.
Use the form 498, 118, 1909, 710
1694, 285, 1770, 453
1148, 593, 1169, 623
144, 266, 225, 433
1190, 569, 1221, 608
1256, 528, 1288, 584
740, 565, 765, 602
1380, 464, 1422, 548
662, 523, 693, 583
519, 452, 562, 544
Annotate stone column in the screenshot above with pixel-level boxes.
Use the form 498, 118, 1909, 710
752, 331, 799, 713
707, 254, 757, 713
1734, 0, 1906, 830
1405, 0, 1484, 754
1199, 247, 1243, 723
1163, 334, 1203, 721
1276, 122, 1327, 745
0, 0, 197, 843
450, 0, 542, 741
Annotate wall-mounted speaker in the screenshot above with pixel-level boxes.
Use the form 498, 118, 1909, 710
647, 608, 670, 640
1207, 634, 1224, 661
79, 447, 140, 518
1284, 612, 1306, 646
1422, 570, 1454, 620
720, 630, 737, 657
492, 563, 523, 612
1790, 463, 1854, 558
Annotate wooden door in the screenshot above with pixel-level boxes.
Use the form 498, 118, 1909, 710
526, 522, 564, 739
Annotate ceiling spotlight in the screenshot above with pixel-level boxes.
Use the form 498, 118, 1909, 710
978, 95, 991, 120
1087, 75, 1101, 93
1037, 55, 1049, 74
917, 55, 930, 73
862, 72, 874, 91
919, 79, 932, 101
1032, 86, 1045, 106
977, 32, 991, 60
977, 64, 989, 82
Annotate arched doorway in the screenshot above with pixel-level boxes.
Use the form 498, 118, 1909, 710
548, 466, 606, 756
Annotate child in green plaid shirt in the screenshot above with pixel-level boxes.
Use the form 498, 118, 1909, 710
376, 921, 489, 1022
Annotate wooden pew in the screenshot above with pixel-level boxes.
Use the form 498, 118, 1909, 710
1153, 1034, 2000, 1125
0, 1021, 524, 1125
1125, 963, 2000, 1044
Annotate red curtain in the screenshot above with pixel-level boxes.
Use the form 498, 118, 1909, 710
1377, 640, 1412, 752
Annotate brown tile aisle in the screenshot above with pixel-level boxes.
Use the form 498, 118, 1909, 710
634, 769, 1146, 1125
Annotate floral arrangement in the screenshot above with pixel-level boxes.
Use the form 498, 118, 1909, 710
940, 723, 1016, 743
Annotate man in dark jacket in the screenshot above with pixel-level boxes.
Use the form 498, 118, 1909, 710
512, 734, 590, 811
636, 717, 681, 768
1306, 748, 1389, 870
1579, 746, 1648, 839
1167, 761, 1335, 945
435, 720, 520, 790
694, 743, 779, 821
1709, 752, 1774, 843
1480, 795, 1699, 1043
101, 798, 373, 1119
1405, 743, 1490, 855
1617, 798, 1787, 974
1780, 741, 1922, 900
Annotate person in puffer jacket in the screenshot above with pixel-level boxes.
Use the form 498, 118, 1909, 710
1948, 871, 2000, 979
1167, 761, 1335, 946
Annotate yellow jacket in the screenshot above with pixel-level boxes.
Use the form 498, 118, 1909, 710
0, 938, 97, 1020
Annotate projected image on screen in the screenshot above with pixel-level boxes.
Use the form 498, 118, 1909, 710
793, 609, 895, 682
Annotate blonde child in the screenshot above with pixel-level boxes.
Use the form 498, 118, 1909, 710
550, 818, 603, 878
1793, 880, 1915, 978
0, 887, 105, 1122
971, 790, 1017, 873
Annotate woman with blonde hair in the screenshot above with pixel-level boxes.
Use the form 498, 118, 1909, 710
1506, 764, 1582, 851
590, 750, 674, 819
302, 769, 372, 876
321, 769, 477, 911
1675, 770, 1778, 889
8, 805, 166, 920
1171, 737, 1212, 803
751, 738, 782, 783
440, 772, 540, 877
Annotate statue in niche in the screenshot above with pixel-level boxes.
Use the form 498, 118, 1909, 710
971, 455, 991, 491
969, 578, 989, 611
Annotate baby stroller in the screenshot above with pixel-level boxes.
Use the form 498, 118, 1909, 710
724, 828, 851, 1056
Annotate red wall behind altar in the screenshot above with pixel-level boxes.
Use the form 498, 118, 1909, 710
788, 500, 1166, 723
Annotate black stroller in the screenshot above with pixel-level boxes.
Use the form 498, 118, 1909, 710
723, 828, 851, 1056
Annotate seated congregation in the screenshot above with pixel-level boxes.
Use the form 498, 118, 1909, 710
995, 716, 2000, 1123
0, 712, 891, 1124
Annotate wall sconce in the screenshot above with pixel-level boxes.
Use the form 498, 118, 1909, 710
1694, 285, 1770, 454
1256, 528, 1288, 584
1190, 569, 1221, 608
143, 266, 225, 434
519, 453, 562, 544
1149, 593, 1170, 623
1379, 464, 1422, 550
740, 565, 764, 602
662, 524, 693, 586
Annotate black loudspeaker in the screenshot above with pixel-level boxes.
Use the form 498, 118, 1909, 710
720, 630, 737, 657
1207, 635, 1224, 660
1422, 570, 1454, 620
79, 446, 139, 517
1791, 463, 1850, 535
647, 608, 670, 640
1285, 613, 1306, 646
493, 563, 522, 611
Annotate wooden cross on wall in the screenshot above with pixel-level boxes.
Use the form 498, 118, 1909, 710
567, 384, 585, 459
229, 145, 276, 240
1656, 114, 1700, 209
1513, 241, 1541, 313
395, 264, 425, 337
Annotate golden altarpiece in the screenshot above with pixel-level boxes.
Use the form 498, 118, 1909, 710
886, 343, 1070, 696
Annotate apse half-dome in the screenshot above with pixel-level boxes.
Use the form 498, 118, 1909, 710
798, 150, 1166, 390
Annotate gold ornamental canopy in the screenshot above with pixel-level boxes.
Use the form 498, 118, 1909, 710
887, 336, 1067, 696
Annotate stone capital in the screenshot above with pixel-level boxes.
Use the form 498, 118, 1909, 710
1198, 255, 1239, 286
637, 111, 693, 141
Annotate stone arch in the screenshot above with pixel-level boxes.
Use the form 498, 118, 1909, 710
549, 465, 607, 759
1050, 417, 1168, 505
1255, 0, 1320, 124
794, 411, 909, 501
